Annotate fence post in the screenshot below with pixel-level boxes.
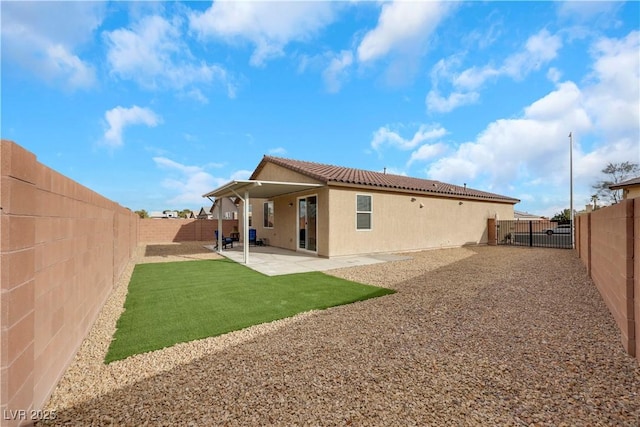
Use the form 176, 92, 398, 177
488, 218, 497, 246
528, 220, 533, 247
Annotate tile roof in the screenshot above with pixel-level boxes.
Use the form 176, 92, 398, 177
252, 155, 519, 203
609, 176, 640, 189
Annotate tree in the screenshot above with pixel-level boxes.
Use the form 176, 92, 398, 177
178, 209, 192, 218
592, 161, 639, 205
134, 209, 148, 219
551, 209, 572, 222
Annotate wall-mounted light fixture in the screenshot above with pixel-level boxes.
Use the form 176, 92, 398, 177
288, 202, 293, 207
419, 203, 424, 208
459, 201, 463, 205
410, 197, 416, 202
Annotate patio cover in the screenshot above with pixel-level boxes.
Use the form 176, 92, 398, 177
203, 180, 322, 263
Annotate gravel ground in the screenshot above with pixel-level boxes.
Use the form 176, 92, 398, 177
40, 242, 639, 426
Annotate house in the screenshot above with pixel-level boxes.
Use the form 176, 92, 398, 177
208, 197, 239, 220
514, 210, 547, 220
196, 206, 212, 219
203, 156, 519, 259
609, 176, 640, 200
149, 210, 179, 219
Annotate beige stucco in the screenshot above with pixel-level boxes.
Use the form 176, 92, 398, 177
622, 186, 640, 200
326, 187, 514, 257
254, 162, 323, 184
238, 162, 516, 257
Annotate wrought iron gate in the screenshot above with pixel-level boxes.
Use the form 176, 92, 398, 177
496, 220, 573, 249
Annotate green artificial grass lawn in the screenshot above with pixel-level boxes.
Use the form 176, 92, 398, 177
105, 259, 394, 363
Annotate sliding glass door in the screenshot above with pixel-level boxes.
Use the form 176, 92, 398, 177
298, 196, 317, 252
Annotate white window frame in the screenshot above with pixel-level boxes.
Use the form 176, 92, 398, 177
356, 194, 372, 231
263, 201, 274, 228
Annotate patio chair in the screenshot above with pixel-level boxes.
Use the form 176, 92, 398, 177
214, 230, 234, 250
249, 228, 258, 246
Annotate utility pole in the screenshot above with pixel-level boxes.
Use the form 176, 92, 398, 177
569, 132, 574, 250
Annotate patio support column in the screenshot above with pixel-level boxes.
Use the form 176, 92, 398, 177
216, 198, 223, 253
243, 190, 250, 264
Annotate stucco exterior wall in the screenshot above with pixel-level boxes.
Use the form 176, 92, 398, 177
237, 189, 329, 254
243, 162, 325, 251
326, 187, 514, 257
248, 160, 515, 257
624, 186, 640, 199
253, 162, 323, 185
1, 140, 139, 425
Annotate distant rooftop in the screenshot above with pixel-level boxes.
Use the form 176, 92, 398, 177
609, 176, 640, 190
515, 210, 546, 219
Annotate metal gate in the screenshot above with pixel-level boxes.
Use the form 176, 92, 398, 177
496, 220, 573, 249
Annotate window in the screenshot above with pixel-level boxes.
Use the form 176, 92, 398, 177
356, 194, 372, 230
248, 204, 252, 227
263, 201, 274, 228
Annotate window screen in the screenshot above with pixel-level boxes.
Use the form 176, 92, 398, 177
356, 195, 372, 230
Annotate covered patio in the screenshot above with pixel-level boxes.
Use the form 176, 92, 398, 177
203, 179, 322, 265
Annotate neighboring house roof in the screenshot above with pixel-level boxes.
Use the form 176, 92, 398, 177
251, 155, 519, 204
609, 176, 640, 190
197, 207, 210, 219
515, 210, 546, 220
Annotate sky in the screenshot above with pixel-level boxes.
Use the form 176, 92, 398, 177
2, 1, 639, 217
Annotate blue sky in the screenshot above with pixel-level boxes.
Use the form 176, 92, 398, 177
2, 1, 639, 217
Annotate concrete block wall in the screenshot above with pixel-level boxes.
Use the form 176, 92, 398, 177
634, 201, 640, 359
0, 140, 138, 426
138, 218, 238, 243
576, 199, 637, 360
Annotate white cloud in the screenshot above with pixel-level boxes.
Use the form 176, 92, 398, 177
268, 147, 287, 156
104, 106, 162, 148
1, 1, 103, 89
426, 90, 480, 113
428, 82, 592, 187
407, 143, 447, 166
357, 1, 452, 63
427, 29, 562, 113
105, 14, 234, 99
189, 1, 337, 66
557, 1, 622, 22
502, 29, 562, 79
153, 157, 250, 208
583, 31, 640, 137
547, 67, 562, 83
371, 124, 447, 151
423, 31, 638, 211
322, 50, 354, 93
154, 157, 219, 207
230, 170, 253, 181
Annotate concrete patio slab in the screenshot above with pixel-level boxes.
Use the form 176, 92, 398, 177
204, 243, 411, 276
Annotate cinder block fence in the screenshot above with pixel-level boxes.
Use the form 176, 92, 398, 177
0, 140, 138, 426
576, 198, 639, 361
138, 218, 238, 243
